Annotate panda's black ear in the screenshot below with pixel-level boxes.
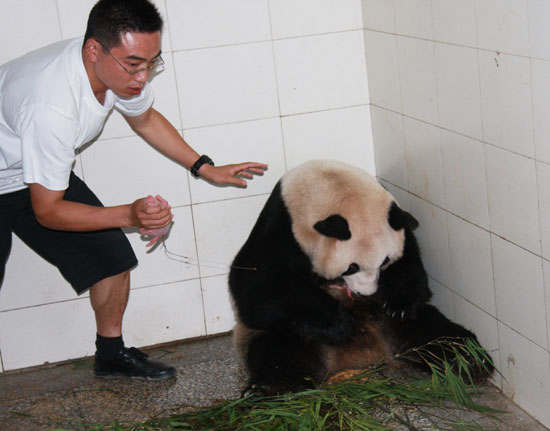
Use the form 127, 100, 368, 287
388, 201, 419, 231
314, 214, 351, 240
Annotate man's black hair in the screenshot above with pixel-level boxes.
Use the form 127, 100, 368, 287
84, 0, 163, 49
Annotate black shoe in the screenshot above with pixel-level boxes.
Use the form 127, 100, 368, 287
94, 347, 176, 381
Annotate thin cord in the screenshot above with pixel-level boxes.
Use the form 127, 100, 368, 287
160, 237, 258, 271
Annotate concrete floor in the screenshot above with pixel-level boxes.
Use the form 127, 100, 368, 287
0, 333, 548, 431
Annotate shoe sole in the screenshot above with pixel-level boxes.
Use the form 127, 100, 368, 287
94, 372, 176, 381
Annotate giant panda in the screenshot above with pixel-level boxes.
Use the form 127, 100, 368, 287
229, 160, 493, 396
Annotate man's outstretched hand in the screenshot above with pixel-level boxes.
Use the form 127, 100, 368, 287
197, 162, 268, 187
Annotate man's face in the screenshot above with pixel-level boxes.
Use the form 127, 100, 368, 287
94, 31, 162, 99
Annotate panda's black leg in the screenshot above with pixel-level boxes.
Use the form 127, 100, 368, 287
391, 304, 494, 382
244, 331, 325, 396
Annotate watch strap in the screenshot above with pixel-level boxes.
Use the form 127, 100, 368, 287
190, 155, 215, 177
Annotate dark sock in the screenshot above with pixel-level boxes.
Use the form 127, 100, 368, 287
95, 334, 124, 361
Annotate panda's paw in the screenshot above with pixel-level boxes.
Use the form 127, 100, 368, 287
381, 301, 418, 321
242, 383, 289, 398
375, 288, 425, 321
241, 383, 271, 398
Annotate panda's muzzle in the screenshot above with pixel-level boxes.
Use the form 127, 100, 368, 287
341, 264, 380, 296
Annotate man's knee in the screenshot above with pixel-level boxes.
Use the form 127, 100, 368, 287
90, 270, 131, 303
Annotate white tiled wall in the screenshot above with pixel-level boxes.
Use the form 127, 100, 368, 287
0, 0, 373, 372
363, 0, 550, 426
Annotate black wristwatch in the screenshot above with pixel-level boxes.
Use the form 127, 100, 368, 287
190, 155, 215, 177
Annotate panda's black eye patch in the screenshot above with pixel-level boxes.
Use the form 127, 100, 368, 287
381, 256, 390, 267
314, 214, 351, 240
342, 263, 359, 276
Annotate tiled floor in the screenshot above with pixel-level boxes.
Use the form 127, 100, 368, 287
0, 334, 548, 431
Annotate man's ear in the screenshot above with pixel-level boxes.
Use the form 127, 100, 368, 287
84, 38, 100, 63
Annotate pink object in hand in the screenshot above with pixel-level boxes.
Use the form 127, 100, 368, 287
139, 195, 172, 247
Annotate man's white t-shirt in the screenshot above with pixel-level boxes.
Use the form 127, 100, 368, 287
0, 37, 154, 194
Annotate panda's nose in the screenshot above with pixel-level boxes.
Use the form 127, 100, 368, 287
342, 263, 359, 276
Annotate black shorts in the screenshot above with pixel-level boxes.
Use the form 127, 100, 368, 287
0, 173, 138, 294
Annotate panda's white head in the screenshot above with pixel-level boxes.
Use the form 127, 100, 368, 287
281, 160, 416, 296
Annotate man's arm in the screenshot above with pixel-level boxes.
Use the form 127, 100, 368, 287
29, 183, 173, 231
124, 107, 267, 186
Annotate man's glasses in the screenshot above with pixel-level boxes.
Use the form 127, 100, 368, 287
97, 40, 164, 75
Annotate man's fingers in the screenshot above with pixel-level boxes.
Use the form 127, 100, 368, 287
140, 222, 172, 247
237, 172, 254, 179
145, 235, 163, 247
247, 167, 266, 175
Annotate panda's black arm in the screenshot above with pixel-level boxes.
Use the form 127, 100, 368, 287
236, 281, 355, 346
375, 229, 432, 320
295, 300, 355, 345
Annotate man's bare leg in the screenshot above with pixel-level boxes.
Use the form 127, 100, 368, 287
89, 270, 130, 337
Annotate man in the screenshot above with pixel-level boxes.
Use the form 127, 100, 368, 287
0, 0, 267, 380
